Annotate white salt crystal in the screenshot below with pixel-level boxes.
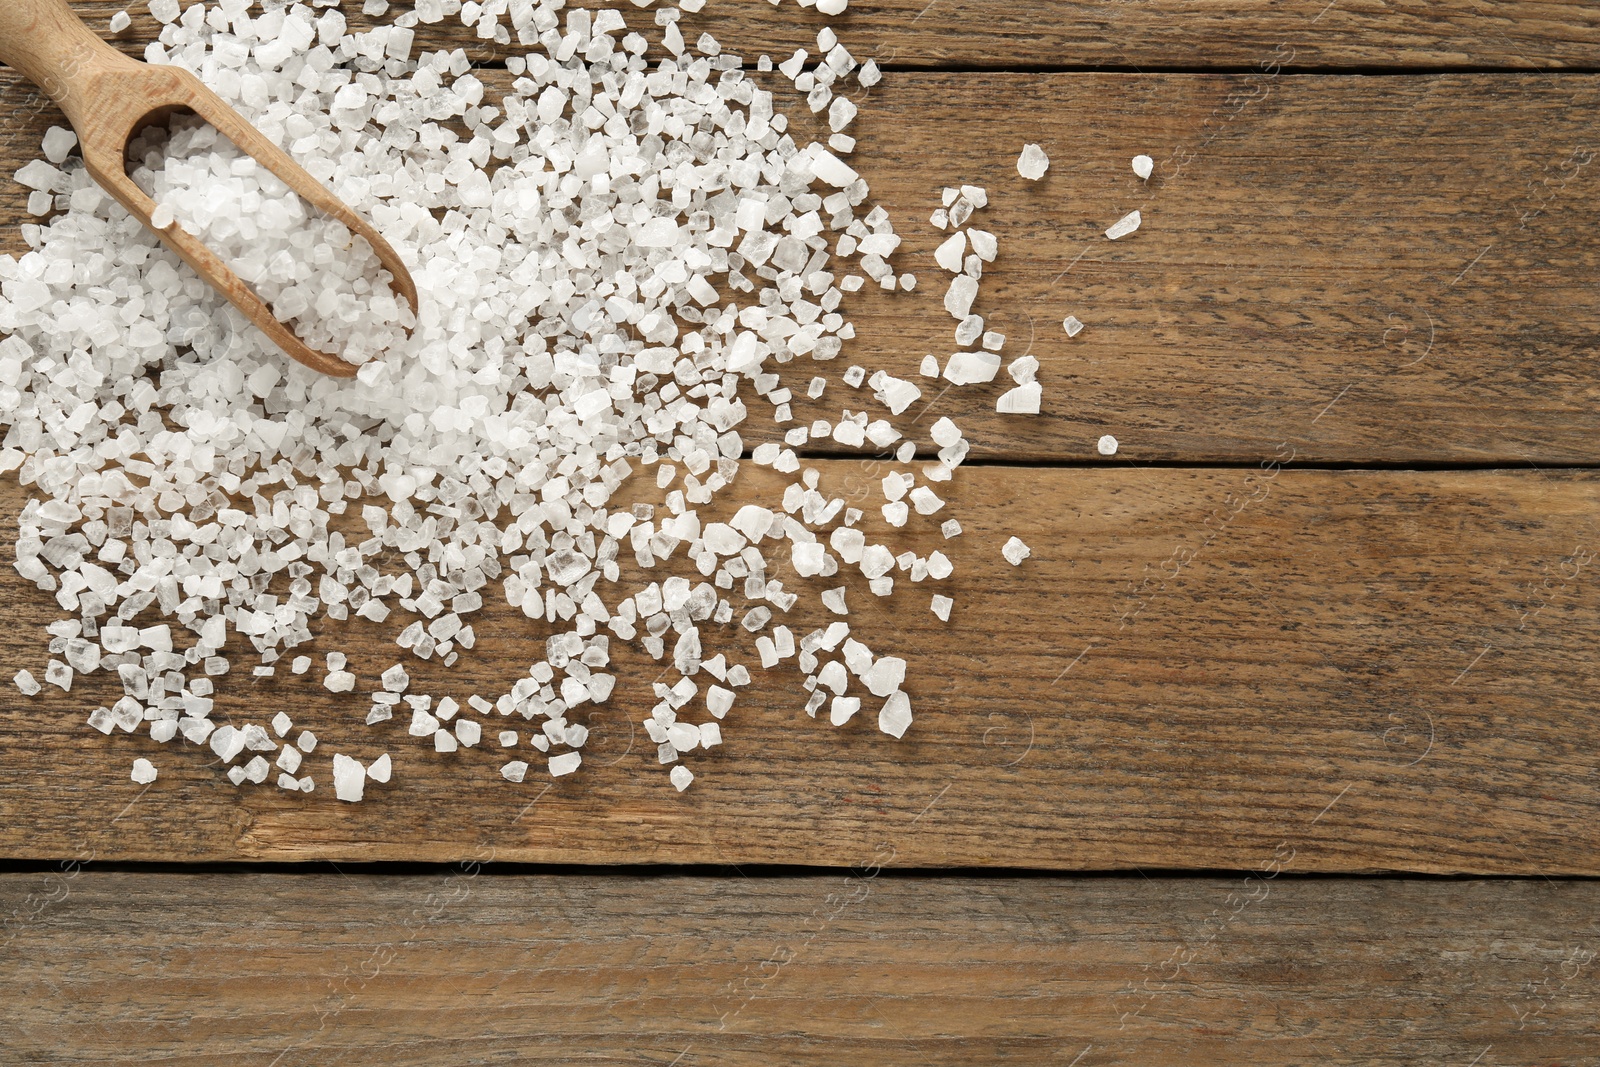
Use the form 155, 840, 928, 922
325, 670, 356, 693
130, 758, 157, 785
291, 657, 312, 675
968, 229, 997, 262
934, 232, 967, 273
367, 753, 392, 782
149, 0, 179, 24
942, 519, 963, 539
920, 354, 939, 377
1017, 143, 1050, 180
13, 670, 39, 696
41, 127, 77, 165
909, 487, 944, 515
1098, 434, 1120, 456
271, 711, 292, 736
707, 685, 735, 718
455, 719, 481, 746
1106, 210, 1143, 240
930, 594, 953, 622
997, 382, 1042, 414
1002, 537, 1032, 566
944, 276, 979, 319
332, 753, 365, 801
943, 350, 1001, 385
1063, 315, 1084, 337
149, 204, 174, 230
829, 696, 861, 725
670, 764, 694, 791
550, 752, 582, 777
109, 10, 132, 33
298, 731, 318, 754
1133, 154, 1154, 180
878, 691, 913, 738
501, 760, 529, 783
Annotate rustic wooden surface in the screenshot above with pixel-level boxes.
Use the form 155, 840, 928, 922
6, 68, 1600, 464
3, 1, 1599, 1061
2, 870, 1596, 1065
3, 465, 1596, 874
49, 0, 1600, 71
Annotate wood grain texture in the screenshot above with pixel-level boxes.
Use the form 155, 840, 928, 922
36, 0, 1600, 71
5, 69, 1598, 464
2, 870, 1596, 1064
1, 465, 1596, 874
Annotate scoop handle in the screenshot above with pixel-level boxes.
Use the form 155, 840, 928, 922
0, 0, 137, 128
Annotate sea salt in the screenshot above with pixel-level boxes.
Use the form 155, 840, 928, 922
1002, 537, 1032, 566
1106, 210, 1143, 240
1017, 143, 1050, 180
1132, 154, 1154, 180
1098, 434, 1120, 456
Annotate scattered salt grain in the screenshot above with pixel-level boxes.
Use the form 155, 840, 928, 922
1063, 315, 1084, 338
550, 752, 582, 777
1106, 210, 1143, 240
109, 10, 132, 33
367, 753, 392, 783
669, 764, 695, 791
931, 594, 953, 622
130, 758, 157, 785
332, 753, 365, 802
324, 670, 356, 693
1133, 154, 1154, 180
501, 760, 529, 784
13, 670, 39, 696
878, 692, 913, 739
1002, 537, 1032, 566
1098, 434, 1120, 456
1017, 143, 1051, 180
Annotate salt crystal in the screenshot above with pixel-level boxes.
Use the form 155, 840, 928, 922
920, 355, 939, 377
1133, 154, 1154, 180
1017, 143, 1050, 180
878, 692, 913, 738
1098, 434, 1120, 456
550, 752, 582, 777
109, 10, 132, 33
13, 670, 40, 696
41, 127, 77, 165
1106, 210, 1143, 240
943, 350, 1001, 385
332, 753, 366, 801
1002, 537, 1032, 566
997, 382, 1042, 415
829, 696, 861, 726
669, 764, 694, 791
130, 758, 157, 785
367, 753, 392, 782
934, 232, 967, 273
944, 276, 979, 319
931, 595, 953, 622
324, 670, 356, 693
501, 760, 529, 783
271, 712, 292, 736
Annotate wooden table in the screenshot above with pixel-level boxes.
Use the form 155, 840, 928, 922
3, 2, 1598, 1062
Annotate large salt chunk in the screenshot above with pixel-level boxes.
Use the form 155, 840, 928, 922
550, 752, 582, 777
809, 149, 859, 187
863, 656, 906, 698
1133, 154, 1154, 180
943, 276, 979, 319
1017, 143, 1050, 180
1106, 210, 1142, 240
1002, 536, 1032, 566
997, 382, 1042, 414
332, 753, 366, 802
130, 758, 157, 785
878, 691, 913, 738
943, 350, 1001, 385
934, 232, 966, 273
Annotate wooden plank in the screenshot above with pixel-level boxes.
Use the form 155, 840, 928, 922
2, 870, 1596, 1064
2, 465, 1597, 874
5, 70, 1599, 465
39, 0, 1600, 71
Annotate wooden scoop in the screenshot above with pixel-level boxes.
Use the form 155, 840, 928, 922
0, 0, 418, 379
